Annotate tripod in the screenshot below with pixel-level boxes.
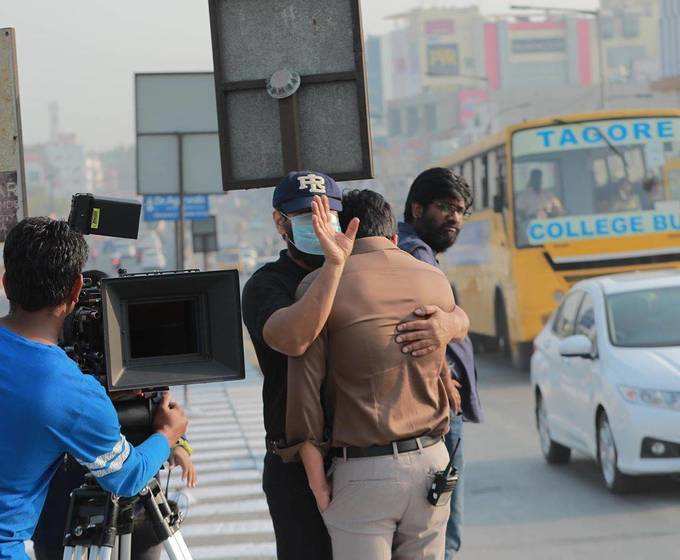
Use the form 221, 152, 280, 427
62, 477, 192, 560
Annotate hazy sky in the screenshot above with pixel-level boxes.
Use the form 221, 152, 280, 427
1, 0, 597, 150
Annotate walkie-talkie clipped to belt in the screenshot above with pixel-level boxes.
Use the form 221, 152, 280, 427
427, 438, 460, 507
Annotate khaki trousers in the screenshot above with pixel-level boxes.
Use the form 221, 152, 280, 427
321, 440, 450, 560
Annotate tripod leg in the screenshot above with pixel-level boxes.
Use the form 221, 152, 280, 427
63, 546, 74, 560
118, 534, 132, 560
87, 546, 99, 560
98, 547, 112, 560
162, 534, 190, 560
74, 546, 86, 560
173, 532, 193, 560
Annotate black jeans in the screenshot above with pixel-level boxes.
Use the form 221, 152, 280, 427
262, 451, 332, 560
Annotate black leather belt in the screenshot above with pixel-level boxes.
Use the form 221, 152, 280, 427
331, 435, 442, 459
266, 438, 286, 454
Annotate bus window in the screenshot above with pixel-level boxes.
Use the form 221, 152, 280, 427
593, 158, 610, 212
625, 149, 645, 183
607, 153, 626, 182
463, 160, 474, 199
487, 150, 498, 204
593, 158, 608, 187
511, 116, 680, 247
668, 162, 680, 202
513, 161, 564, 239
498, 146, 508, 208
474, 156, 487, 209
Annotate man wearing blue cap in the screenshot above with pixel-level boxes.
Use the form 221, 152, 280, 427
242, 171, 469, 560
242, 171, 357, 560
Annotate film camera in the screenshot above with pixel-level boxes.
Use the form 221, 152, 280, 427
63, 193, 245, 445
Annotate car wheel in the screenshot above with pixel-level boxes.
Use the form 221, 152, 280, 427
536, 393, 571, 464
597, 412, 635, 493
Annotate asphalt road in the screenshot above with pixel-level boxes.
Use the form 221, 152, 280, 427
462, 354, 680, 560
18, 340, 680, 559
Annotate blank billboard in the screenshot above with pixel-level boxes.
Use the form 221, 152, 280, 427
135, 73, 222, 195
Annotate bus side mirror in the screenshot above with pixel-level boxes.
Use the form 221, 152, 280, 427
493, 194, 504, 213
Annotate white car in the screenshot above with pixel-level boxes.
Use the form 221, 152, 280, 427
531, 269, 680, 492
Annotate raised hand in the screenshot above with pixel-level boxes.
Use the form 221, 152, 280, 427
310, 195, 359, 266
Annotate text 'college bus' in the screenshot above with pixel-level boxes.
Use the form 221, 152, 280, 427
439, 109, 680, 369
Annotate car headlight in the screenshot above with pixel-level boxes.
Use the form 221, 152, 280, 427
618, 385, 680, 411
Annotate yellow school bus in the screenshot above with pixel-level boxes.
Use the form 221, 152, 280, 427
438, 109, 680, 368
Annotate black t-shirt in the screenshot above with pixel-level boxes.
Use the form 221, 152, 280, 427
242, 250, 308, 441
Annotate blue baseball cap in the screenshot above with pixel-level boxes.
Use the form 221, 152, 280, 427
272, 171, 343, 213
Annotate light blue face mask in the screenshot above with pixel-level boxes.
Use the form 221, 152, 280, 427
284, 212, 341, 256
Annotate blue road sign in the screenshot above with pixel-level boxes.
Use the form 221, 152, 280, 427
143, 195, 210, 221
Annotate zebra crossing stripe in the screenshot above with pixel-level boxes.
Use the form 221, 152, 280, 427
172, 542, 276, 559
181, 520, 273, 537
184, 498, 270, 517
191, 448, 265, 461
168, 469, 261, 485
175, 483, 263, 500
167, 383, 276, 559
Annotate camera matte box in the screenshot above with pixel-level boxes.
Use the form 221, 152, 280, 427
102, 270, 245, 391
208, 0, 373, 190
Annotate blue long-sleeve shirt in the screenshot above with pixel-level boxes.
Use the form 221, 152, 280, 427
398, 221, 483, 423
0, 326, 170, 560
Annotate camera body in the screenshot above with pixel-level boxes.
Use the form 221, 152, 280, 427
60, 273, 160, 445
63, 194, 246, 443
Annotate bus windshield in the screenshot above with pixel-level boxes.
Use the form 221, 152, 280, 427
511, 117, 680, 247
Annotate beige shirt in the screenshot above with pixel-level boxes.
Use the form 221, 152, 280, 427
281, 237, 452, 460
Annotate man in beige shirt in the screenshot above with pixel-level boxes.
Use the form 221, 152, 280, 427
281, 189, 460, 560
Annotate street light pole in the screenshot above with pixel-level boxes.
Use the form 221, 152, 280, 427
510, 4, 605, 109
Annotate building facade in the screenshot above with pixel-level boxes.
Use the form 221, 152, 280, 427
485, 17, 598, 91
660, 0, 680, 79
600, 0, 662, 83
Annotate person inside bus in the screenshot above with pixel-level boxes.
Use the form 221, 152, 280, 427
609, 178, 642, 213
639, 174, 663, 210
516, 169, 565, 223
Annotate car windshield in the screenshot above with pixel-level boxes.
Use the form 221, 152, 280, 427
606, 285, 680, 347
512, 117, 680, 247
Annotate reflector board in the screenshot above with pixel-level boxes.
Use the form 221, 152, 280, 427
208, 0, 373, 190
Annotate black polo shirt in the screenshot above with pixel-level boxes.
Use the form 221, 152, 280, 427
242, 250, 308, 442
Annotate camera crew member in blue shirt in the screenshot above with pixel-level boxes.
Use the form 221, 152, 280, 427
0, 218, 189, 560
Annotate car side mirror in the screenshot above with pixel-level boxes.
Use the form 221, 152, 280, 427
558, 334, 594, 359
493, 194, 504, 213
